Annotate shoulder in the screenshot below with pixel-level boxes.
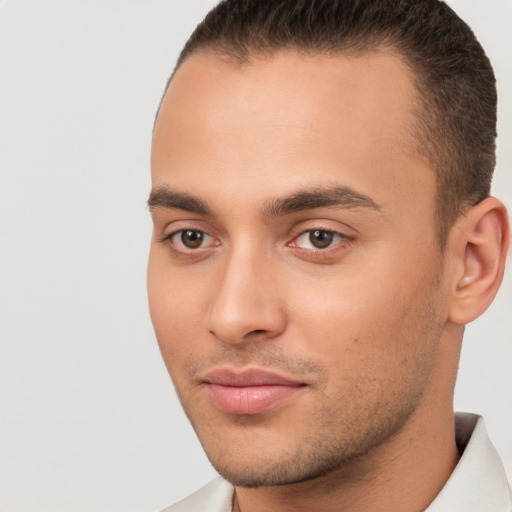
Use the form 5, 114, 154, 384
160, 477, 234, 512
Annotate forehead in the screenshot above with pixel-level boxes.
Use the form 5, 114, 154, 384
152, 49, 434, 222
154, 49, 419, 149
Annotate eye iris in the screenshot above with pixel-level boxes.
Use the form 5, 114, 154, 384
310, 230, 334, 248
181, 230, 204, 248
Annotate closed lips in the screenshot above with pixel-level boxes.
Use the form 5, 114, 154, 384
203, 369, 306, 415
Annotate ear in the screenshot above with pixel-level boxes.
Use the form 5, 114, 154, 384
447, 197, 510, 325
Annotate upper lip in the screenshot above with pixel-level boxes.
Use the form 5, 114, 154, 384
202, 368, 304, 387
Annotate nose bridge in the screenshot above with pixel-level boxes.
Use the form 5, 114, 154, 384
206, 240, 285, 344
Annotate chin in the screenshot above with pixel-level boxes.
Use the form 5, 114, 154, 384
191, 390, 423, 489
208, 449, 344, 488
195, 421, 380, 488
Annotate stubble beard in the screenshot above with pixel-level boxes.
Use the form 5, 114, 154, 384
183, 338, 439, 489
176, 273, 445, 489
198, 381, 428, 488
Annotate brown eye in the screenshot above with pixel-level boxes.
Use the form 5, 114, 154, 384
160, 228, 218, 255
181, 230, 204, 248
309, 230, 334, 248
292, 229, 348, 251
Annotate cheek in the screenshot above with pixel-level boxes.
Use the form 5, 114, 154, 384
287, 259, 441, 379
147, 253, 209, 370
289, 269, 398, 337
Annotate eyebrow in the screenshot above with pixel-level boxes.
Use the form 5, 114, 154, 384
148, 187, 213, 215
262, 186, 381, 218
147, 184, 380, 218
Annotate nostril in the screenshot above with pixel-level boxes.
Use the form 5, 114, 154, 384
209, 328, 273, 345
249, 329, 267, 336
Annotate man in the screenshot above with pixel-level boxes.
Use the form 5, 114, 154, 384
147, 0, 511, 510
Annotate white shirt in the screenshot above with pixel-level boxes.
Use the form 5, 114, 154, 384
162, 413, 512, 512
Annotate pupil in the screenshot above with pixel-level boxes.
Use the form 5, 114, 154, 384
310, 230, 333, 248
181, 230, 203, 248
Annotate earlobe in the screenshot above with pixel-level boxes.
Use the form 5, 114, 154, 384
448, 197, 510, 325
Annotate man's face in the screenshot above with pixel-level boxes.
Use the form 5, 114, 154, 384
148, 50, 449, 486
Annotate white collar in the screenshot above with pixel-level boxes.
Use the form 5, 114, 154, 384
426, 412, 511, 511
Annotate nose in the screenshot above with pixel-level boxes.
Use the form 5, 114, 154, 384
205, 247, 287, 345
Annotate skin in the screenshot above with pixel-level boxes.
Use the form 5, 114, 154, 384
148, 49, 509, 512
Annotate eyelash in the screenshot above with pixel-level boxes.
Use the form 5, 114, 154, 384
158, 229, 217, 256
158, 227, 353, 257
290, 229, 352, 251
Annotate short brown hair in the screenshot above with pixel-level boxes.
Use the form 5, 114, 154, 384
166, 0, 497, 246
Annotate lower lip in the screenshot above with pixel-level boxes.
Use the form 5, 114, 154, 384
206, 384, 303, 415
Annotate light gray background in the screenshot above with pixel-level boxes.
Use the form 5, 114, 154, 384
0, 1, 510, 511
